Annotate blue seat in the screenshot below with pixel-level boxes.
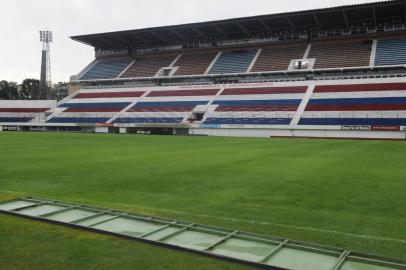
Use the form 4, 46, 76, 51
375, 38, 406, 66
0, 117, 33, 123
209, 50, 257, 74
80, 58, 133, 80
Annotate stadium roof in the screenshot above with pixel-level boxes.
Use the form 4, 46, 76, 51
71, 0, 406, 49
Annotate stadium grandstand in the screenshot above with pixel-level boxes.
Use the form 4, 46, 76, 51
2, 0, 406, 139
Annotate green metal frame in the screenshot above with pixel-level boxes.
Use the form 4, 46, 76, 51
0, 197, 405, 270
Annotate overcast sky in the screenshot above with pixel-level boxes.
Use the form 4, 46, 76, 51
0, 0, 381, 84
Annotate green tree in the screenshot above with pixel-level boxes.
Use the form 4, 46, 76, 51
20, 79, 40, 100
0, 80, 19, 100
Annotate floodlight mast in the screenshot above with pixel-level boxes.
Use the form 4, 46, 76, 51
39, 30, 53, 100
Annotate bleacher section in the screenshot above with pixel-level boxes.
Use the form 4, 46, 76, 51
375, 38, 406, 66
174, 51, 218, 76
0, 101, 55, 124
203, 86, 306, 126
251, 44, 307, 72
209, 50, 258, 74
121, 54, 178, 78
299, 82, 406, 127
308, 40, 372, 69
80, 58, 133, 80
46, 89, 145, 124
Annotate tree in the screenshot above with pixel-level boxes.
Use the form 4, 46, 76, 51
0, 80, 19, 100
20, 79, 40, 100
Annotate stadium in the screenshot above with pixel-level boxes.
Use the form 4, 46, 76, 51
0, 1, 405, 270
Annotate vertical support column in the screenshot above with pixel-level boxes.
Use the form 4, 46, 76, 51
290, 83, 315, 127
204, 51, 222, 75
303, 43, 312, 59
117, 60, 136, 79
370, 39, 378, 67
247, 48, 262, 72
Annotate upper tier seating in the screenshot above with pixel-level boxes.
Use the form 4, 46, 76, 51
375, 38, 406, 66
209, 50, 257, 74
147, 89, 219, 97
308, 40, 372, 69
305, 97, 406, 111
121, 54, 178, 78
221, 86, 307, 95
80, 58, 133, 80
174, 51, 218, 76
251, 44, 307, 72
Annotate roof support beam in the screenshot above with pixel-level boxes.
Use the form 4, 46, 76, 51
191, 27, 208, 39
171, 29, 186, 40
312, 13, 322, 29
342, 10, 349, 29
133, 34, 151, 44
150, 31, 170, 44
259, 19, 272, 32
235, 22, 250, 37
285, 16, 295, 29
372, 6, 377, 25
213, 24, 229, 39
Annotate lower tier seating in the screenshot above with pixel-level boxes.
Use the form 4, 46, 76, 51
204, 118, 292, 125
46, 117, 110, 124
0, 117, 33, 123
114, 117, 183, 124
59, 102, 131, 112
299, 118, 406, 126
305, 97, 406, 111
213, 99, 302, 112
128, 101, 208, 112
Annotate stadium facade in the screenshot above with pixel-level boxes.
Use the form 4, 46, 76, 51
2, 0, 406, 139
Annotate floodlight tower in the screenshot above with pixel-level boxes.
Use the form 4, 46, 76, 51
39, 30, 53, 99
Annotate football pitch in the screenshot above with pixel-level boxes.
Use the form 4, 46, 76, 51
0, 132, 405, 270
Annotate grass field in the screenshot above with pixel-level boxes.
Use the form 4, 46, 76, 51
0, 132, 405, 270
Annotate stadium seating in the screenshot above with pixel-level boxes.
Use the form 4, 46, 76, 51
59, 102, 132, 113
308, 40, 372, 69
113, 117, 184, 124
251, 44, 307, 72
0, 117, 34, 123
121, 54, 178, 78
300, 82, 406, 127
0, 101, 54, 124
213, 99, 302, 112
174, 51, 219, 76
204, 117, 292, 125
209, 50, 258, 74
80, 58, 133, 80
46, 117, 110, 124
375, 38, 406, 66
299, 118, 406, 126
127, 101, 209, 112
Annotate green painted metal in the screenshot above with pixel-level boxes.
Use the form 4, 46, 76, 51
0, 197, 405, 270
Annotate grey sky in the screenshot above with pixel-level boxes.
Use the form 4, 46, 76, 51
0, 0, 380, 84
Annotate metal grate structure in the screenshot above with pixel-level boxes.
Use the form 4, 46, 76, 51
0, 197, 405, 270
